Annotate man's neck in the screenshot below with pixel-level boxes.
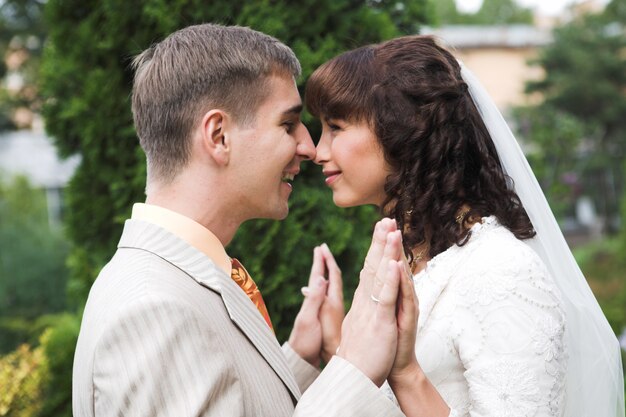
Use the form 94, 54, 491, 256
145, 191, 240, 247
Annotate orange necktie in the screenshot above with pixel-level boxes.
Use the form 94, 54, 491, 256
230, 258, 273, 330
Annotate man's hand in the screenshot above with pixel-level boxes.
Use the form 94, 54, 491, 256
317, 244, 344, 363
288, 246, 329, 368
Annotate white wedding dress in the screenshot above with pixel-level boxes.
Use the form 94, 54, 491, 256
380, 61, 622, 415
412, 216, 567, 417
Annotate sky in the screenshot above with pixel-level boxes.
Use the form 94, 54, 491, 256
456, 0, 609, 15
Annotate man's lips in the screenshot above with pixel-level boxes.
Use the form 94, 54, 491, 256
281, 170, 299, 189
323, 170, 342, 185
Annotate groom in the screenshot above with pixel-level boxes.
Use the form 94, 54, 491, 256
72, 24, 405, 416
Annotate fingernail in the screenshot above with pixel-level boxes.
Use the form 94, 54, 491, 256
301, 287, 310, 296
317, 276, 327, 287
322, 242, 329, 250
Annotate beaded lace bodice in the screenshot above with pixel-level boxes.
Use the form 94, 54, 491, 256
404, 217, 567, 417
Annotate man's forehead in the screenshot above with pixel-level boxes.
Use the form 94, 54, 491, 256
248, 74, 302, 122
281, 104, 303, 116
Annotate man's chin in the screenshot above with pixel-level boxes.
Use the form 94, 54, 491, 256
259, 204, 289, 221
275, 206, 289, 220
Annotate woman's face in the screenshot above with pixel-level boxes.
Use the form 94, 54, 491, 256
314, 118, 391, 207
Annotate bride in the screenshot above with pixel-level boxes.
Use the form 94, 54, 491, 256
302, 35, 624, 416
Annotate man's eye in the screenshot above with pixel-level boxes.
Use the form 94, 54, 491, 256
282, 121, 295, 132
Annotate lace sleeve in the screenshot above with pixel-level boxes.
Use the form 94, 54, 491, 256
453, 242, 567, 417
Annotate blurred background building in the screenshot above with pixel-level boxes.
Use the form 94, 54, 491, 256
0, 129, 79, 227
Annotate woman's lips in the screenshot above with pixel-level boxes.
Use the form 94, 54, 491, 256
324, 171, 342, 186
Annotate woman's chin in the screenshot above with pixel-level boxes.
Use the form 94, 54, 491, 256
333, 194, 360, 208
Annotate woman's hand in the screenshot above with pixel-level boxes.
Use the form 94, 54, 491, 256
337, 222, 405, 387
387, 249, 450, 417
389, 255, 419, 381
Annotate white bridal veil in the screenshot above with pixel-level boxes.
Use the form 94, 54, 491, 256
460, 63, 625, 416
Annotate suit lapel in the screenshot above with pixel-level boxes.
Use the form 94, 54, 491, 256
118, 219, 301, 400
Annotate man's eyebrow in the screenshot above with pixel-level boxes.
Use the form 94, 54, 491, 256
281, 104, 303, 117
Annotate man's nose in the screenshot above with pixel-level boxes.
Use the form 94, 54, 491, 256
313, 134, 329, 165
296, 124, 316, 161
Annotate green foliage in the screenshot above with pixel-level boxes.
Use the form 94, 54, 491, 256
607, 0, 626, 21
0, 0, 46, 130
0, 334, 48, 417
527, 16, 626, 137
370, 0, 431, 34
37, 313, 80, 417
513, 106, 586, 220
0, 175, 69, 353
428, 0, 533, 26
0, 313, 79, 417
41, 0, 430, 343
516, 5, 626, 231
573, 238, 626, 334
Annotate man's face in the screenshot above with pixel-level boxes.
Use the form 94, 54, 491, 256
228, 74, 315, 220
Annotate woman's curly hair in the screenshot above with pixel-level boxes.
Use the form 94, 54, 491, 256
306, 35, 535, 261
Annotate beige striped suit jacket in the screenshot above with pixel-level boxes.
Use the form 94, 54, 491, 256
73, 219, 403, 417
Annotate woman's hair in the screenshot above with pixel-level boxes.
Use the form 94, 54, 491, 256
305, 35, 535, 260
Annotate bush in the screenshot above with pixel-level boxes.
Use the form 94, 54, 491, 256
0, 175, 70, 353
0, 312, 80, 417
37, 313, 80, 417
573, 238, 626, 335
0, 337, 48, 417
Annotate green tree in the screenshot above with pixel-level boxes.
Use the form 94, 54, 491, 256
472, 0, 533, 25
518, 3, 626, 232
513, 106, 586, 220
0, 0, 46, 130
0, 175, 69, 353
429, 0, 533, 26
41, 0, 430, 343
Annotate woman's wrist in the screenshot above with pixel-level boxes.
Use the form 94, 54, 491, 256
389, 360, 450, 417
388, 360, 425, 389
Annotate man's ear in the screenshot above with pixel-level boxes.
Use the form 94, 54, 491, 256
201, 109, 231, 166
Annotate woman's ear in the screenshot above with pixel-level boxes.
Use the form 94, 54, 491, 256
201, 109, 230, 166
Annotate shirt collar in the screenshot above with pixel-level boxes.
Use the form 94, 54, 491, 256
131, 203, 232, 276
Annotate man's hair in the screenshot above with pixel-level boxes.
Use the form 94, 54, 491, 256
131, 24, 301, 184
